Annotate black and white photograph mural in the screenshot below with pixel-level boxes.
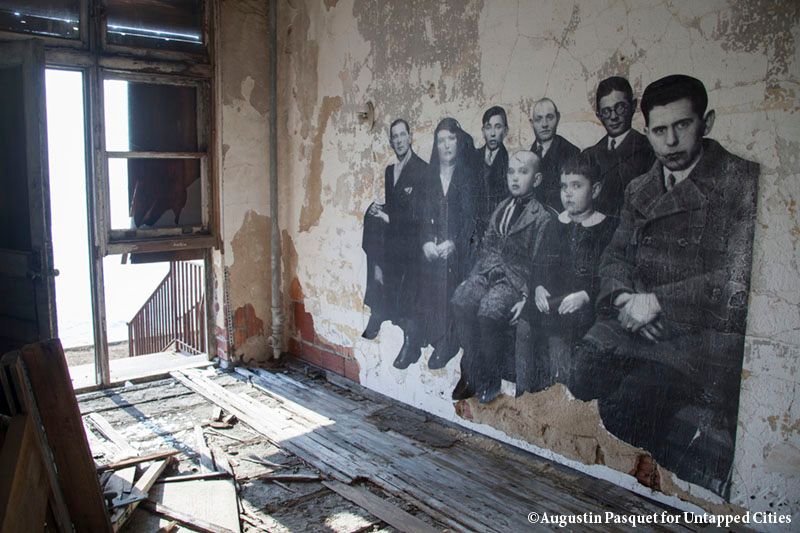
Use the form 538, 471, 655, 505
360, 74, 759, 497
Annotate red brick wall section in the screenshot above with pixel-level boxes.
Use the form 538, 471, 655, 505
215, 325, 228, 361
288, 278, 360, 383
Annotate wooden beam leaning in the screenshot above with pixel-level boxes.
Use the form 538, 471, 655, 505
11, 342, 111, 531
323, 481, 441, 533
0, 415, 52, 532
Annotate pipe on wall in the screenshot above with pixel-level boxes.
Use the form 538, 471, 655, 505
268, 0, 284, 359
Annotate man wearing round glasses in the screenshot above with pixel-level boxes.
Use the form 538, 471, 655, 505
583, 76, 655, 221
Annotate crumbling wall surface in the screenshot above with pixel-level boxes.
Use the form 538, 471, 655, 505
277, 0, 800, 516
215, 0, 272, 364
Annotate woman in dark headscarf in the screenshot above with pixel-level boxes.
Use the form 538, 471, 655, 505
393, 117, 480, 370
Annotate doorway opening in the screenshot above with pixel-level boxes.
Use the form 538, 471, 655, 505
44, 68, 95, 371
45, 68, 211, 389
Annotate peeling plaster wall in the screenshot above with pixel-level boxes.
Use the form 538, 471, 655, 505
215, 0, 273, 363
277, 0, 800, 516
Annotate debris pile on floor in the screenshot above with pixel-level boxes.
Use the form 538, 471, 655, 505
79, 364, 684, 533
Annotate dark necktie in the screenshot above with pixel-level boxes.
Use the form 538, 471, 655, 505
609, 138, 616, 151
665, 173, 676, 191
499, 199, 517, 235
533, 143, 542, 158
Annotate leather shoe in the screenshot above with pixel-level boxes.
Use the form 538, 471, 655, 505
428, 340, 460, 370
451, 377, 474, 400
477, 383, 501, 404
393, 338, 421, 369
361, 315, 383, 339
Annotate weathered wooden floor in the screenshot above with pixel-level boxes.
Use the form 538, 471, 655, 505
77, 362, 693, 532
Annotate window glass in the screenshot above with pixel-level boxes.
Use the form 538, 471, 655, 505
0, 0, 80, 39
105, 0, 204, 52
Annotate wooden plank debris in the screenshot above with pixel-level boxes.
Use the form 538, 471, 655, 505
97, 449, 180, 473
170, 370, 357, 483
323, 481, 440, 533
194, 425, 215, 473
156, 471, 230, 484
86, 412, 140, 459
247, 473, 321, 483
111, 458, 172, 531
0, 415, 55, 532
14, 342, 112, 531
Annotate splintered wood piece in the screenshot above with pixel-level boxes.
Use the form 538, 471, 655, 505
210, 446, 233, 476
239, 455, 284, 468
204, 427, 248, 443
142, 500, 238, 533
97, 449, 179, 473
194, 425, 215, 473
86, 413, 140, 459
211, 406, 223, 422
323, 481, 440, 533
248, 473, 321, 482
110, 458, 171, 531
156, 471, 230, 484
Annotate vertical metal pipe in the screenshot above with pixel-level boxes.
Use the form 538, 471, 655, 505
269, 0, 284, 359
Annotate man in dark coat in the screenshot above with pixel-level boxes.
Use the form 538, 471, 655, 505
572, 75, 759, 498
475, 106, 510, 239
529, 98, 579, 212
582, 76, 655, 221
362, 119, 427, 339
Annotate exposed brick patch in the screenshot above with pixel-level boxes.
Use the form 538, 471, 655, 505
320, 350, 345, 375
294, 301, 315, 342
344, 358, 360, 383
233, 304, 264, 348
454, 399, 473, 420
215, 325, 229, 361
630, 454, 661, 491
287, 277, 358, 381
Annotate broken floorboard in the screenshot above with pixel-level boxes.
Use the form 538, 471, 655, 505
77, 366, 693, 532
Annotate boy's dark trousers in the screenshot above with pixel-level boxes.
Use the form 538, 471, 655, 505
452, 270, 519, 398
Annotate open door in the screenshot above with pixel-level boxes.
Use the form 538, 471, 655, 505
0, 39, 57, 354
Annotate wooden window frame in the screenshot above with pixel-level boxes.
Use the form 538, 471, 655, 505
2, 0, 219, 387
0, 0, 90, 50
96, 69, 213, 255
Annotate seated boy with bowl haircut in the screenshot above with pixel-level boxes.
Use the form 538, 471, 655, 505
450, 150, 554, 404
521, 154, 616, 394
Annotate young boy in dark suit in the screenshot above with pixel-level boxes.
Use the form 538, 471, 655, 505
521, 155, 616, 394
451, 150, 554, 403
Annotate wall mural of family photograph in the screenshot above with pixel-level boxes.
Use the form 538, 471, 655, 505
359, 74, 760, 498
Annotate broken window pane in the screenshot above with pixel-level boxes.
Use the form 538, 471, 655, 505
105, 78, 203, 231
105, 0, 204, 53
0, 0, 80, 39
109, 157, 202, 230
